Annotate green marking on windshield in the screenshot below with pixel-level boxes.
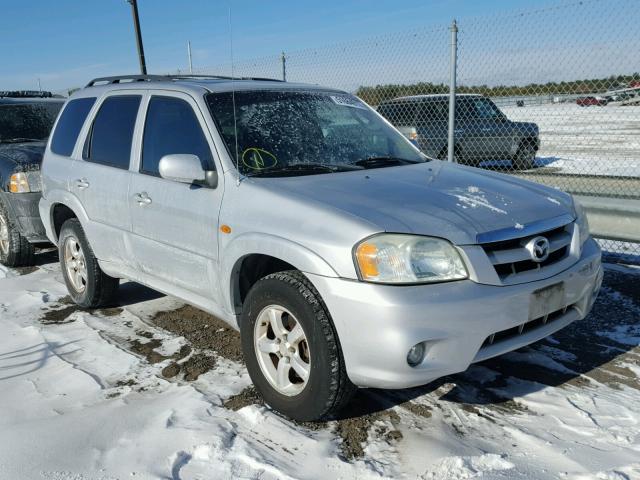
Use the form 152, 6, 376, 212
242, 147, 278, 170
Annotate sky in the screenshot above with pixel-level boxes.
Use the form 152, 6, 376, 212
0, 0, 636, 94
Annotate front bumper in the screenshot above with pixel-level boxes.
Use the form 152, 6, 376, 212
307, 238, 602, 389
0, 191, 47, 242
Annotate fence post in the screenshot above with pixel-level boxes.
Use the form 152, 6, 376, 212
447, 19, 458, 163
281, 51, 287, 81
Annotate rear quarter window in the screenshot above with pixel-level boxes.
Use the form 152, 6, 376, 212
50, 97, 96, 156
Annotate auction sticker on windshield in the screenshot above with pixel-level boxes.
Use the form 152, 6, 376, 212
330, 95, 367, 109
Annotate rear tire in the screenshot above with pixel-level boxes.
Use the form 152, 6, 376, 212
240, 270, 356, 421
58, 218, 119, 308
0, 199, 35, 267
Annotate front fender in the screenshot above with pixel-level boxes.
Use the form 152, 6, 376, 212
220, 232, 339, 313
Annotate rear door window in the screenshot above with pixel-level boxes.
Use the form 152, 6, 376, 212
418, 100, 448, 123
50, 97, 96, 156
141, 96, 213, 176
85, 95, 141, 169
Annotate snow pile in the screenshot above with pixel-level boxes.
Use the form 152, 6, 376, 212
502, 103, 640, 177
0, 260, 639, 479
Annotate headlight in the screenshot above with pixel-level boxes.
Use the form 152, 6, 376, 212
9, 171, 41, 193
354, 234, 468, 284
573, 197, 590, 245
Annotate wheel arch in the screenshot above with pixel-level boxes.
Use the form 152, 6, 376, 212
45, 191, 90, 244
222, 233, 339, 314
519, 136, 539, 151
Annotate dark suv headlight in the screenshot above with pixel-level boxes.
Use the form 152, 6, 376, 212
9, 171, 41, 193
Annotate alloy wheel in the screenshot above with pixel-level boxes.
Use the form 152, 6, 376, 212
253, 305, 311, 396
0, 213, 9, 255
64, 236, 88, 293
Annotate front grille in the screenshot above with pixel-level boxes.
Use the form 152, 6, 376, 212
481, 305, 573, 349
482, 223, 573, 282
493, 246, 568, 276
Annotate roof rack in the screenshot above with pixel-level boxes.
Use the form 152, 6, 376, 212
85, 74, 284, 87
85, 75, 168, 87
172, 74, 284, 82
0, 90, 54, 98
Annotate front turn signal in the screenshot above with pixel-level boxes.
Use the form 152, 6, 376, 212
9, 173, 30, 193
355, 242, 379, 279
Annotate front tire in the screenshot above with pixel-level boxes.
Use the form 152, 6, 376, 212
58, 218, 119, 308
240, 271, 356, 421
0, 198, 35, 267
513, 142, 536, 170
439, 146, 471, 166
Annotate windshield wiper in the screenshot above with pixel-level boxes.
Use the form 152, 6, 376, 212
245, 162, 362, 177
352, 156, 425, 169
0, 137, 43, 144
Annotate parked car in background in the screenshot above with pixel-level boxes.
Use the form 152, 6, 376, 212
40, 75, 601, 421
0, 91, 64, 266
377, 94, 540, 169
576, 96, 608, 107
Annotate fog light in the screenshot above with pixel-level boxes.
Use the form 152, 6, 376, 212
407, 343, 426, 367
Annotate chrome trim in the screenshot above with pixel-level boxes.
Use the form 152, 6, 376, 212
475, 213, 575, 244
487, 231, 571, 265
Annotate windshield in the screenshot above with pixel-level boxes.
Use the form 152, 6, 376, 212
206, 90, 424, 176
0, 102, 62, 143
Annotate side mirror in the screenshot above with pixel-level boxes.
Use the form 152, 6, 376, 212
158, 154, 218, 188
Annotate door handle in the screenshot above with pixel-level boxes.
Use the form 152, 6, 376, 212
75, 178, 90, 189
134, 192, 152, 206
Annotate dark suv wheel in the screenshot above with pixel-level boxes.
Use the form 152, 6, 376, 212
240, 270, 356, 421
0, 198, 35, 267
513, 142, 536, 170
58, 218, 119, 308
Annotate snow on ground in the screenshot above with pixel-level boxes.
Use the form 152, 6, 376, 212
501, 103, 640, 177
1, 252, 639, 479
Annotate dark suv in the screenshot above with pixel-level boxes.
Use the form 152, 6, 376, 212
378, 94, 539, 169
0, 91, 64, 266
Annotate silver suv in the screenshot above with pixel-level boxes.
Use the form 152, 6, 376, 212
40, 75, 602, 421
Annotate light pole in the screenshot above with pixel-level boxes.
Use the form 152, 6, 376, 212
127, 0, 147, 75
447, 19, 458, 163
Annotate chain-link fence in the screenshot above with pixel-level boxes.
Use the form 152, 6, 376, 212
184, 0, 640, 259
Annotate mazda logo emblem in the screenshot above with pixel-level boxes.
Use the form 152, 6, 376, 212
526, 236, 550, 262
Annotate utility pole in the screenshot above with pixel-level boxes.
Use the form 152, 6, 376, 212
188, 41, 193, 74
281, 51, 286, 82
127, 0, 147, 74
447, 19, 458, 163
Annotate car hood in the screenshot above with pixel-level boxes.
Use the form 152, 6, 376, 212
0, 142, 46, 171
256, 160, 574, 245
